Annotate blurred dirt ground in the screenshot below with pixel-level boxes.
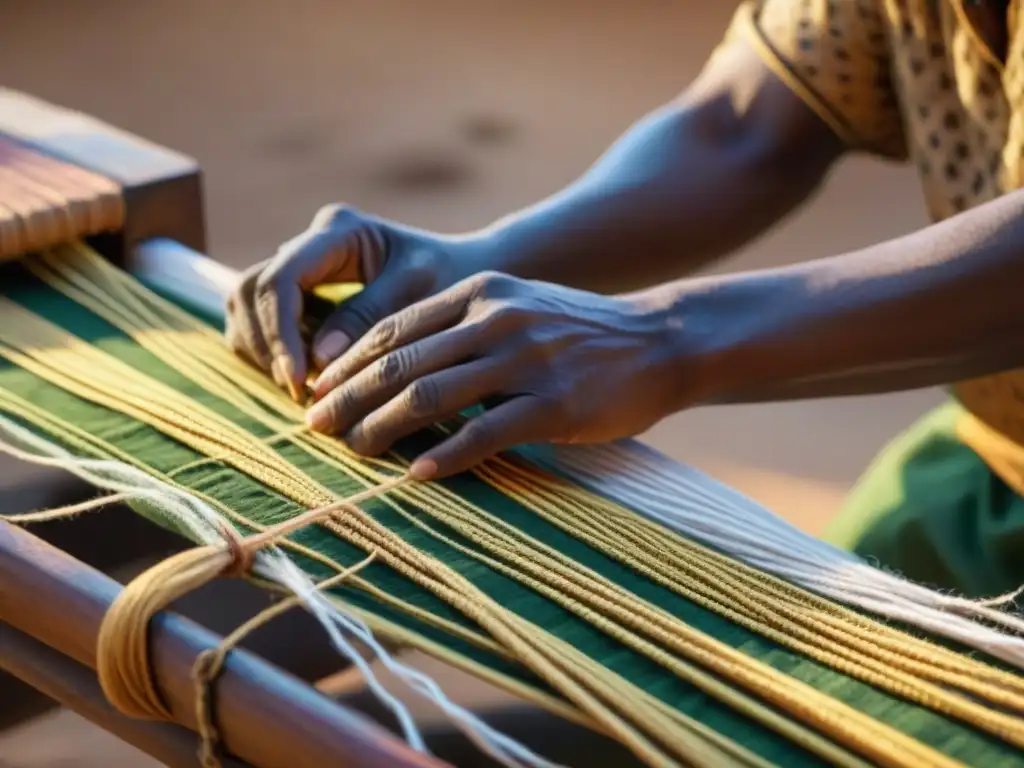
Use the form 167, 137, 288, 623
0, 1, 942, 765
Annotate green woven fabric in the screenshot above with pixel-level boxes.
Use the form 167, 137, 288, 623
2, 266, 1021, 767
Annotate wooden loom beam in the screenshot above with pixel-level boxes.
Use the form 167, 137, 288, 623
0, 519, 449, 768
0, 87, 206, 260
0, 622, 250, 768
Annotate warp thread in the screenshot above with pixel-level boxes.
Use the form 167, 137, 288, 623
167, 423, 311, 479
542, 441, 1024, 667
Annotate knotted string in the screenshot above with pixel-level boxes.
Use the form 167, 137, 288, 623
192, 551, 379, 768
95, 473, 412, 723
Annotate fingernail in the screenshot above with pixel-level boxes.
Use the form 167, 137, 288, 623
305, 403, 331, 433
343, 425, 365, 454
409, 458, 438, 481
273, 356, 302, 403
314, 330, 351, 369
270, 357, 287, 388
303, 375, 317, 401
312, 369, 342, 400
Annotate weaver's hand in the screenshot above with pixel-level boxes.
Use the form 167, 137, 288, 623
305, 273, 693, 479
225, 205, 480, 399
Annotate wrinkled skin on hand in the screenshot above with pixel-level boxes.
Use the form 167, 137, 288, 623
305, 272, 687, 479
226, 204, 693, 480
224, 204, 474, 399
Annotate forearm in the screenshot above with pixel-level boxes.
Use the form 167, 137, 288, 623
468, 44, 840, 294
654, 189, 1024, 405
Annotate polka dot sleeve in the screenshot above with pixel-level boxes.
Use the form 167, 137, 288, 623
730, 0, 908, 160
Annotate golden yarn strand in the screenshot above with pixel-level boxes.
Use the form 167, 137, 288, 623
306, 463, 951, 767
322, 513, 728, 768
96, 480, 406, 724
0, 321, 323, 507
0, 381, 560, 710
493, 456, 1024, 696
331, 481, 900, 766
0, 364, 929, 768
323, 511, 947, 768
0, 306, 331, 507
0, 389, 527, 669
0, 270, 806, 765
98, 545, 236, 720
18, 247, 991, 765
0, 491, 130, 524
0, 389, 862, 768
380, 476, 1024, 742
355, 446, 1024, 742
0, 372, 730, 764
472, 461, 1024, 729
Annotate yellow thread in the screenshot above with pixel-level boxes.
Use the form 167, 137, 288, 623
0, 376, 929, 768
96, 480, 406, 724
473, 461, 1024, 730
0, 491, 130, 524
12, 253, 978, 765
0, 389, 940, 768
167, 424, 309, 479
506, 453, 1024, 695
0, 329, 942, 765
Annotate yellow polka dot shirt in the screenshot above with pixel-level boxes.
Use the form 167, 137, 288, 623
726, 0, 1024, 493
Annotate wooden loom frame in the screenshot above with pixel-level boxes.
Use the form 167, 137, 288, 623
0, 88, 455, 768
0, 520, 445, 768
0, 88, 645, 768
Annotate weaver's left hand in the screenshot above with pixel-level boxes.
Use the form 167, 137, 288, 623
305, 272, 695, 479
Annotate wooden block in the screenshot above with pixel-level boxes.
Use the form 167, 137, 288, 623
0, 88, 206, 261
0, 137, 124, 260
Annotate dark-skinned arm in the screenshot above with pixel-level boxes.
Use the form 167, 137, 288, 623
224, 37, 844, 399
476, 40, 843, 293
670, 189, 1024, 405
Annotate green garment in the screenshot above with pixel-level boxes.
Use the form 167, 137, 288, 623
825, 402, 1024, 601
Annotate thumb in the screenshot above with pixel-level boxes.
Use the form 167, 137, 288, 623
310, 262, 428, 370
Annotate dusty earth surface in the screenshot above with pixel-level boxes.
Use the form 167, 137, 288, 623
0, 1, 942, 765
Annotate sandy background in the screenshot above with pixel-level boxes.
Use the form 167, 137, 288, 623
0, 1, 942, 765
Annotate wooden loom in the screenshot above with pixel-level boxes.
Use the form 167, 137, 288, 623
0, 88, 459, 767
2, 89, 1024, 768
0, 90, 695, 768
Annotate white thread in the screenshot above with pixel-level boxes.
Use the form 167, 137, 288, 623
537, 440, 1024, 669
272, 554, 564, 768
0, 414, 562, 768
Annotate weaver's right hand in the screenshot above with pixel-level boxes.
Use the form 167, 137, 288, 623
225, 204, 483, 401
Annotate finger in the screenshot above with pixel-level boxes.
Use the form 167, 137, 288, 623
254, 276, 307, 400
310, 244, 440, 370
255, 213, 384, 399
306, 324, 482, 435
410, 396, 556, 480
309, 269, 429, 372
313, 282, 472, 397
345, 359, 505, 456
225, 267, 273, 372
